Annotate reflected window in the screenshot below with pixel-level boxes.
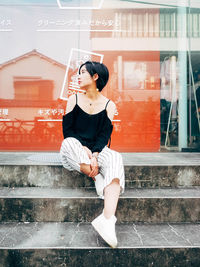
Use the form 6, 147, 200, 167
14, 77, 54, 102
124, 62, 147, 90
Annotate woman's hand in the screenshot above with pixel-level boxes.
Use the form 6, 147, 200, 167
83, 146, 93, 159
88, 156, 99, 179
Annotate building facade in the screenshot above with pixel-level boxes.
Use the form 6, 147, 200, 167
0, 0, 200, 152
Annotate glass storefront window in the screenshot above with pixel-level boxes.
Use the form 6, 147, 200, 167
0, 0, 199, 152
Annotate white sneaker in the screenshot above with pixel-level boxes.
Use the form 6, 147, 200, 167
94, 174, 104, 199
91, 212, 118, 248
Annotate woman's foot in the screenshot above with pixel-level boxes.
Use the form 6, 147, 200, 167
91, 211, 117, 248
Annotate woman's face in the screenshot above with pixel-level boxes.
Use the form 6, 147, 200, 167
78, 65, 94, 89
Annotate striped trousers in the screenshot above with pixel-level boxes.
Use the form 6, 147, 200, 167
60, 137, 125, 195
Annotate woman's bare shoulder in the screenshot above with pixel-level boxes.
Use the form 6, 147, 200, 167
108, 99, 116, 109
101, 95, 115, 107
104, 97, 116, 121
66, 94, 76, 113
103, 96, 116, 109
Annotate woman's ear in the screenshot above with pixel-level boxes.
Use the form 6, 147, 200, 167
93, 73, 99, 81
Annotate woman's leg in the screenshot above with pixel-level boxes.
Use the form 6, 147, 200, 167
91, 178, 121, 248
91, 148, 125, 248
60, 137, 91, 172
104, 178, 120, 219
97, 147, 125, 201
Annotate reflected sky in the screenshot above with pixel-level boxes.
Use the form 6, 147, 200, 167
0, 5, 91, 64
0, 0, 199, 64
0, 0, 55, 4
0, 0, 95, 5
0, 0, 200, 8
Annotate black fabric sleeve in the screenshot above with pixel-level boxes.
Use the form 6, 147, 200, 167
62, 112, 76, 139
91, 118, 113, 153
62, 112, 86, 145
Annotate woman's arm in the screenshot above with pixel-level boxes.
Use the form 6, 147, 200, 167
62, 94, 77, 139
106, 101, 117, 122
89, 101, 116, 178
91, 100, 116, 153
66, 94, 76, 114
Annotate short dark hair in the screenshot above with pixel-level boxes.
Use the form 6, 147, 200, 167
79, 61, 109, 92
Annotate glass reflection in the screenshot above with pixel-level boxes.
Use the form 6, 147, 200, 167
0, 0, 200, 151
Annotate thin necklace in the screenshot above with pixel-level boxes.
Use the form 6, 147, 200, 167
85, 93, 99, 106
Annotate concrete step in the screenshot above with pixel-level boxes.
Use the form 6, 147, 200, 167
0, 152, 200, 189
0, 222, 200, 267
1, 164, 200, 189
0, 187, 200, 223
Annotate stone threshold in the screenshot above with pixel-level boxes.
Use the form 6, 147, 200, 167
0, 152, 200, 166
0, 222, 200, 248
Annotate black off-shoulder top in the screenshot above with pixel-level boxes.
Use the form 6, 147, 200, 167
62, 94, 113, 153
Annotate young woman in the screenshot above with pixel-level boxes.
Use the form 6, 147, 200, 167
60, 61, 125, 248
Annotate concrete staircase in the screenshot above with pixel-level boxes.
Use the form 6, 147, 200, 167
0, 152, 200, 267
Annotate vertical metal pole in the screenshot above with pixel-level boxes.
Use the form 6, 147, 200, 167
178, 1, 188, 151
188, 0, 192, 144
